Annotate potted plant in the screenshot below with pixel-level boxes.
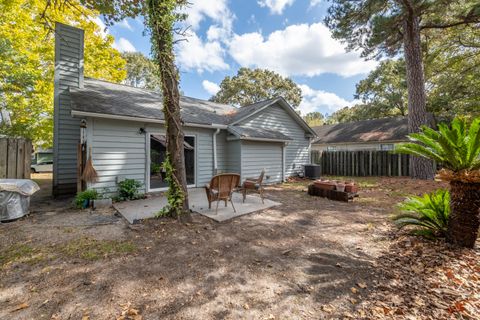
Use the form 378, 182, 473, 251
336, 182, 346, 192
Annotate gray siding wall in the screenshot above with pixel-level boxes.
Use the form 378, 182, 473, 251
87, 118, 220, 195
241, 141, 283, 184
53, 23, 84, 196
225, 140, 241, 174
239, 103, 310, 177
215, 131, 229, 173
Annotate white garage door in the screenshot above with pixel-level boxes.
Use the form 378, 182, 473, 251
241, 141, 283, 184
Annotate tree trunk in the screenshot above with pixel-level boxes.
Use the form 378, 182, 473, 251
147, 0, 190, 220
402, 13, 434, 180
447, 181, 480, 248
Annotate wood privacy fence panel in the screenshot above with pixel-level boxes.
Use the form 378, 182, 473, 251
0, 138, 32, 179
311, 150, 410, 177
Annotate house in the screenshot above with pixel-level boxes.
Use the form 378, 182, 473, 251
52, 23, 316, 197
311, 117, 410, 152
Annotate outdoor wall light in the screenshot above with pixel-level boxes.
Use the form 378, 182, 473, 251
138, 127, 146, 135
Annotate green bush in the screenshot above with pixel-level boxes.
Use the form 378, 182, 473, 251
393, 189, 450, 239
74, 189, 99, 208
116, 179, 144, 201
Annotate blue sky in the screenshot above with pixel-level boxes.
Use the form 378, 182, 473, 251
104, 0, 377, 116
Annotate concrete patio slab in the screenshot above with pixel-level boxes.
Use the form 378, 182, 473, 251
113, 188, 281, 223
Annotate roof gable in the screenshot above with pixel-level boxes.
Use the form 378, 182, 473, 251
230, 97, 316, 136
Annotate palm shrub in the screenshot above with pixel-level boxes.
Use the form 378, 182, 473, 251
396, 117, 480, 248
394, 189, 450, 239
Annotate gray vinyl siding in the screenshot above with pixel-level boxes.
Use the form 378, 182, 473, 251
241, 141, 283, 184
239, 103, 310, 177
53, 23, 84, 195
226, 140, 241, 174
215, 131, 228, 173
87, 118, 220, 195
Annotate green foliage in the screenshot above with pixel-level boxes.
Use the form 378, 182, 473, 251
394, 189, 450, 238
0, 0, 126, 148
74, 189, 99, 208
303, 112, 325, 127
211, 68, 302, 108
151, 162, 161, 175
355, 60, 408, 117
116, 179, 144, 201
155, 154, 185, 218
122, 52, 161, 91
396, 117, 480, 173
325, 1, 480, 59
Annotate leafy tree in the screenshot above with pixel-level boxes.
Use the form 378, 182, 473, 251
355, 60, 408, 118
424, 25, 480, 118
122, 52, 161, 90
396, 117, 480, 248
211, 68, 302, 108
303, 112, 325, 127
145, 0, 190, 219
325, 0, 480, 180
0, 0, 126, 148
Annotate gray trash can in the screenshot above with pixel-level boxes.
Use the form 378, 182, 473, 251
0, 179, 40, 221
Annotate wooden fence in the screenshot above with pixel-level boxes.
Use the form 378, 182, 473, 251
0, 138, 32, 179
311, 150, 410, 177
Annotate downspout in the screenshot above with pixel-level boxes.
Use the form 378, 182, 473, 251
213, 128, 220, 175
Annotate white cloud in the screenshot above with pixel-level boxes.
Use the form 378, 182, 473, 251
258, 0, 295, 14
202, 80, 221, 95
177, 33, 229, 73
117, 19, 133, 31
310, 0, 322, 7
112, 38, 136, 52
228, 23, 377, 78
175, 0, 234, 73
299, 84, 358, 115
184, 0, 233, 32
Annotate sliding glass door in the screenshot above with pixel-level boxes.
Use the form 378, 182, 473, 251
149, 134, 195, 191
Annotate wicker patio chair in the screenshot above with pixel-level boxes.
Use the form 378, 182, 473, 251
205, 173, 241, 214
242, 169, 265, 204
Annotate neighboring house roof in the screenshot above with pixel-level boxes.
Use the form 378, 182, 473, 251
69, 78, 316, 138
228, 125, 292, 142
312, 117, 410, 145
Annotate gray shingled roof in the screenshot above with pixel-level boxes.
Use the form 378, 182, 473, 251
312, 117, 409, 145
229, 125, 292, 141
227, 97, 278, 123
70, 78, 236, 125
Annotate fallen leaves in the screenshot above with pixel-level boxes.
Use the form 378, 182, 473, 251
351, 236, 480, 319
117, 303, 142, 320
10, 302, 29, 312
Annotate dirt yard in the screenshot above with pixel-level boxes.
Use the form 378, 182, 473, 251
1, 175, 478, 319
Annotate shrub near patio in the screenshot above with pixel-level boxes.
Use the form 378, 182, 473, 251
396, 117, 480, 248
394, 189, 450, 239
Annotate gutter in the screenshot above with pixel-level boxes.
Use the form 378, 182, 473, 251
212, 128, 220, 175
226, 136, 291, 143
71, 110, 228, 129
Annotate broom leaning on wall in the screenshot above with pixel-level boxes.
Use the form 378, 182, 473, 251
81, 147, 98, 184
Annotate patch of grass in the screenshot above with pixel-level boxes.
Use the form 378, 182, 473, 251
58, 238, 136, 261
0, 243, 46, 267
323, 176, 380, 188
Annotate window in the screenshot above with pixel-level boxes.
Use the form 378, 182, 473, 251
326, 146, 337, 151
380, 144, 394, 151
